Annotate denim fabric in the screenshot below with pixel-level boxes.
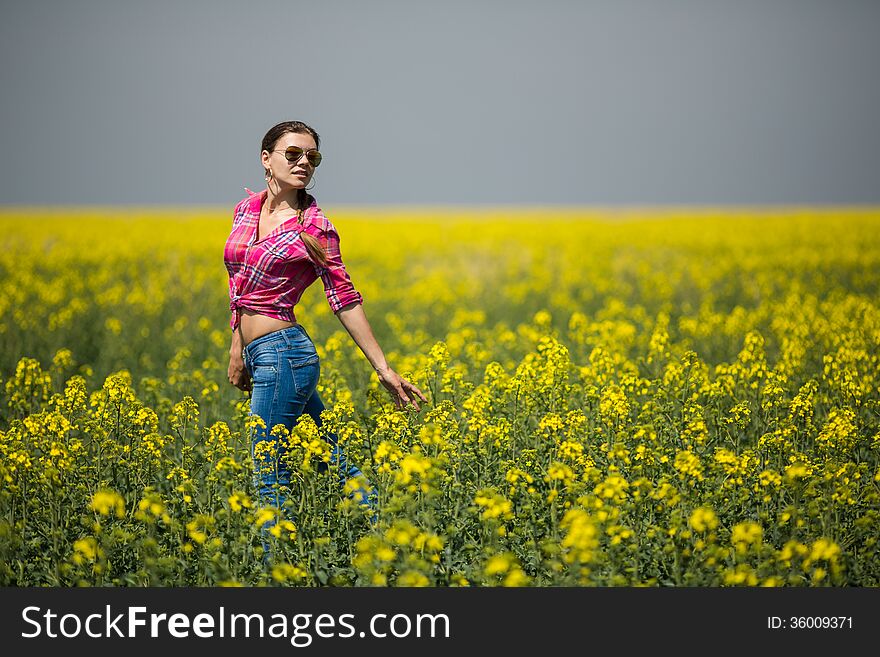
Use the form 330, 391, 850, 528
242, 324, 378, 551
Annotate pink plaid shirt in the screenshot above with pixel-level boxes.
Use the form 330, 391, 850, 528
224, 188, 364, 331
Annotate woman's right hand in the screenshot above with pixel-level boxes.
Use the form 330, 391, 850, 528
228, 353, 252, 392
376, 366, 427, 412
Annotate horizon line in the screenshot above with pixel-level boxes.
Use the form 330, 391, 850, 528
1, 202, 879, 215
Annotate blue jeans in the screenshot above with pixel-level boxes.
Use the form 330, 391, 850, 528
242, 325, 378, 546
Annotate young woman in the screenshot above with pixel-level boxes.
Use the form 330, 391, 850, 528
224, 120, 426, 539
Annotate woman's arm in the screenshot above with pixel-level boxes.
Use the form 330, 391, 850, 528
335, 302, 427, 412
227, 325, 251, 391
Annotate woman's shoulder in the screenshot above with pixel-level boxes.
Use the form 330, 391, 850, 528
231, 188, 263, 223
306, 196, 339, 236
237, 187, 261, 210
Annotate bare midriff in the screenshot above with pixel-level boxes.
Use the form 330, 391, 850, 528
239, 308, 298, 348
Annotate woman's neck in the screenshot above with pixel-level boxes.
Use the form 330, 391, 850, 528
265, 187, 307, 215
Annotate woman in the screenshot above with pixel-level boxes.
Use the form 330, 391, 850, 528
224, 120, 427, 540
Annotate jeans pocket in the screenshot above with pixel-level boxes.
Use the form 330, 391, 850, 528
251, 362, 277, 385
249, 349, 279, 385
251, 365, 278, 399
288, 354, 319, 397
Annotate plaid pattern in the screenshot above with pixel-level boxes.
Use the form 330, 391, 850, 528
224, 188, 364, 331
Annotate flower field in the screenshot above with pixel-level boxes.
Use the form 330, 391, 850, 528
0, 206, 878, 586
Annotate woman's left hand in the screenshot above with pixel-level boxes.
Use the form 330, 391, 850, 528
377, 367, 428, 412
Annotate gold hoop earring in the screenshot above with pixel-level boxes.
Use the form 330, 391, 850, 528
305, 178, 316, 191
264, 168, 273, 182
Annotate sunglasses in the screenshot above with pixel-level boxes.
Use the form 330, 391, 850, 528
273, 146, 322, 167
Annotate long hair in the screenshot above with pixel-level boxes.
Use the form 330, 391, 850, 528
261, 121, 329, 269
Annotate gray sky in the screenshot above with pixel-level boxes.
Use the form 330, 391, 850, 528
1, 0, 878, 207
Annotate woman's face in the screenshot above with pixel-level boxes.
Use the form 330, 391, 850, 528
262, 131, 318, 192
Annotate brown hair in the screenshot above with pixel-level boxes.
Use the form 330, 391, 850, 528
261, 121, 329, 269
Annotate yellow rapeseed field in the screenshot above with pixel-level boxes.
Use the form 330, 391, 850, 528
0, 206, 878, 586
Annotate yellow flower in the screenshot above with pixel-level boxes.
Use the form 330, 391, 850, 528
731, 521, 763, 555
185, 514, 215, 545
374, 440, 403, 474
228, 492, 252, 513
607, 524, 633, 546
89, 489, 125, 518
135, 491, 167, 523
395, 451, 432, 490
451, 574, 470, 587
537, 412, 565, 440
723, 564, 759, 586
376, 546, 396, 562
816, 408, 859, 452
673, 449, 704, 482
397, 571, 430, 587
689, 506, 718, 533
505, 467, 534, 496
503, 569, 530, 587
427, 341, 451, 370
593, 474, 629, 503
784, 462, 812, 482
757, 469, 782, 489
599, 384, 630, 424
268, 519, 297, 541
778, 540, 809, 567
547, 461, 574, 484
52, 348, 74, 371
105, 317, 122, 335
474, 489, 513, 521
560, 509, 599, 564
484, 553, 512, 577
804, 538, 841, 569
253, 508, 278, 528
72, 537, 102, 564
